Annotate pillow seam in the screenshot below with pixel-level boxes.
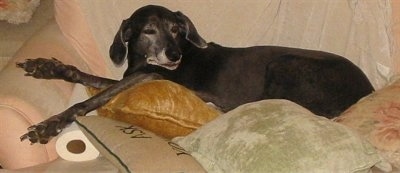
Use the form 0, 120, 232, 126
75, 119, 131, 173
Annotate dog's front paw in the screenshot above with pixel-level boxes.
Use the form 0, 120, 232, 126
20, 114, 71, 144
20, 124, 59, 144
16, 57, 77, 80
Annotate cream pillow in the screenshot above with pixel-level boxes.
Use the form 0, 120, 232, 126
173, 99, 391, 173
76, 116, 206, 173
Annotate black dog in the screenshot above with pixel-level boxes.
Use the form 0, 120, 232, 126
17, 5, 374, 144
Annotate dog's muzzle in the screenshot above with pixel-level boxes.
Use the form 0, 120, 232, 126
146, 49, 182, 70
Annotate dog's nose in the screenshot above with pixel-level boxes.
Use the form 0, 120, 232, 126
166, 49, 181, 61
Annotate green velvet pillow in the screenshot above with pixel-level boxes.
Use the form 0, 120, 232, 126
173, 99, 391, 173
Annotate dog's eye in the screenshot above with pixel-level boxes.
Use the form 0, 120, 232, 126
143, 29, 156, 34
171, 26, 179, 33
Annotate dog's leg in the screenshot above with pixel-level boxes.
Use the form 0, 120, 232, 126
16, 58, 117, 89
20, 72, 162, 144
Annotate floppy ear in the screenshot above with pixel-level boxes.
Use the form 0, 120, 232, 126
175, 11, 207, 49
109, 19, 133, 66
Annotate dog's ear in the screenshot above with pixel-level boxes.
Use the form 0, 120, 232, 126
175, 11, 207, 49
109, 20, 133, 66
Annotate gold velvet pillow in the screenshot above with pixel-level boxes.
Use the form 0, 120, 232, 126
87, 80, 220, 139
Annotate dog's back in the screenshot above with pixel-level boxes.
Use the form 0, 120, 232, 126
260, 46, 374, 117
131, 42, 374, 118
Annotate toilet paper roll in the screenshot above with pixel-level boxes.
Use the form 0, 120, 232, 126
56, 124, 100, 162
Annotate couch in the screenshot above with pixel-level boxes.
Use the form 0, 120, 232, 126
1, 0, 400, 172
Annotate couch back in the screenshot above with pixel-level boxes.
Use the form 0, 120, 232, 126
55, 0, 399, 89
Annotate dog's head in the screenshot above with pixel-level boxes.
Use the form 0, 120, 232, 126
109, 5, 207, 71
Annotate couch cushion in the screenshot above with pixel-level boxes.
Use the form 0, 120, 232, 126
0, 104, 57, 170
173, 99, 391, 173
0, 20, 86, 170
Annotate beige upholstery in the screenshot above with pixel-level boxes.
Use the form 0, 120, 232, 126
0, 20, 90, 169
392, 1, 400, 74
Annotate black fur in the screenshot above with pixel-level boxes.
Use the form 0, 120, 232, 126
111, 5, 374, 118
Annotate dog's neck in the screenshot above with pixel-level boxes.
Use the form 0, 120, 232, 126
181, 42, 220, 59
